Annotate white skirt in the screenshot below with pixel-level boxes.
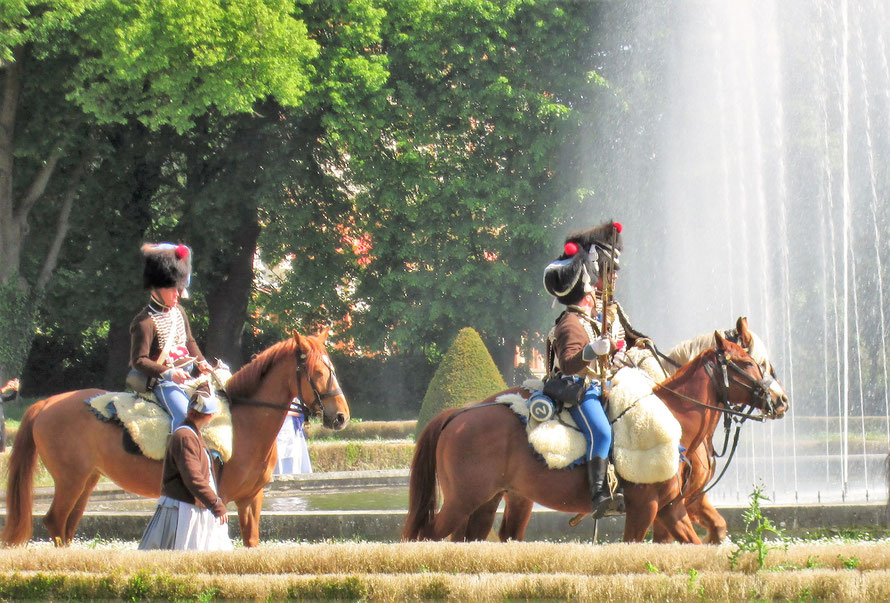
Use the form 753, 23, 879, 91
139, 496, 232, 551
273, 417, 312, 475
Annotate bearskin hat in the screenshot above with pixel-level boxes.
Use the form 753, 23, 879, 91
142, 243, 192, 296
543, 221, 622, 305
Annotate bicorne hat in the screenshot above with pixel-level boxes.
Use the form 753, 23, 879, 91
543, 221, 622, 305
142, 243, 192, 298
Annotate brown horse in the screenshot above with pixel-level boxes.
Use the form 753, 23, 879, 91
403, 332, 788, 543
2, 331, 349, 548
648, 317, 789, 543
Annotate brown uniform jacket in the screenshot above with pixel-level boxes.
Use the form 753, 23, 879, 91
130, 302, 205, 379
161, 420, 227, 517
551, 302, 646, 378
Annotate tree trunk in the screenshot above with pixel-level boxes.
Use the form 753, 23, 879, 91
0, 54, 21, 287
205, 208, 260, 369
103, 318, 133, 390
494, 332, 519, 386
101, 124, 159, 386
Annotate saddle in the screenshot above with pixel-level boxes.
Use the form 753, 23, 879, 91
85, 366, 234, 462
500, 369, 681, 483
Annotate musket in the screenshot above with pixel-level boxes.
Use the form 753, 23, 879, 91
597, 222, 621, 383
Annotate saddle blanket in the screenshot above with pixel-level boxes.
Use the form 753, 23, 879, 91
86, 370, 233, 462
501, 369, 681, 484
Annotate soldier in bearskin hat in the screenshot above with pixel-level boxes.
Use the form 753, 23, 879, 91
543, 221, 649, 519
130, 243, 212, 432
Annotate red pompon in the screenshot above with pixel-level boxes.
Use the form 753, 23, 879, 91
564, 241, 579, 256
175, 244, 189, 259
616, 340, 625, 350
613, 222, 623, 233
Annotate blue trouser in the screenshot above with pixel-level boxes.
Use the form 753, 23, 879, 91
154, 379, 190, 431
567, 379, 612, 461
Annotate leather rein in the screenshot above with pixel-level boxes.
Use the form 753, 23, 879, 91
652, 347, 779, 501
229, 350, 343, 421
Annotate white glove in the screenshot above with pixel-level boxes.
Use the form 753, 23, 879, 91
582, 338, 611, 361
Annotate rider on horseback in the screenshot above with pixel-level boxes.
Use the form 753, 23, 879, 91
543, 221, 648, 519
130, 243, 213, 431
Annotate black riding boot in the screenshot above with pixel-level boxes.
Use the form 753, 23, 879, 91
587, 457, 625, 519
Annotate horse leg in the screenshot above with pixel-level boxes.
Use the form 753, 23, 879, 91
64, 472, 101, 544
45, 475, 93, 547
457, 492, 504, 541
498, 494, 533, 542
236, 490, 264, 548
622, 485, 658, 542
655, 499, 701, 544
689, 494, 727, 544
652, 519, 675, 543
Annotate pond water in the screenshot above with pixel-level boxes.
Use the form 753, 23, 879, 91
264, 487, 408, 512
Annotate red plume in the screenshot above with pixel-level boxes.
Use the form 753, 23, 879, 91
613, 222, 623, 233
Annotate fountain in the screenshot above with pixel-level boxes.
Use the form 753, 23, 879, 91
580, 0, 890, 504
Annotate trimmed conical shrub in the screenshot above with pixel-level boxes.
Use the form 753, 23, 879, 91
415, 327, 507, 436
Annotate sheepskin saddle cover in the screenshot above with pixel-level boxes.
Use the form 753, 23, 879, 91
86, 368, 233, 462
608, 367, 681, 484
500, 370, 681, 483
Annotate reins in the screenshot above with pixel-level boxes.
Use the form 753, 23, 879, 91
656, 348, 777, 501
229, 347, 343, 422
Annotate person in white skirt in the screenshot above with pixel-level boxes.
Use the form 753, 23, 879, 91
139, 392, 232, 551
273, 406, 312, 475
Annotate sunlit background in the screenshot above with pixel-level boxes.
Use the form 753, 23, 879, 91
572, 0, 890, 504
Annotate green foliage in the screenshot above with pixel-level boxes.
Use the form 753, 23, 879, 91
415, 327, 507, 434
837, 554, 860, 569
685, 567, 704, 598
729, 484, 788, 571
0, 279, 38, 381
67, 0, 320, 132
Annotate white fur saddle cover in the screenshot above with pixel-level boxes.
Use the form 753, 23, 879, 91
608, 367, 681, 483
500, 370, 681, 483
86, 368, 233, 462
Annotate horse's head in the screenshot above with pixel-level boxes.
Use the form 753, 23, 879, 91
732, 317, 789, 416
292, 330, 350, 430
712, 330, 788, 419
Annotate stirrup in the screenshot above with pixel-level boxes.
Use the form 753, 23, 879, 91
592, 490, 625, 519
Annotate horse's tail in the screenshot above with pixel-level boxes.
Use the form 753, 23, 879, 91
402, 408, 460, 541
2, 398, 46, 546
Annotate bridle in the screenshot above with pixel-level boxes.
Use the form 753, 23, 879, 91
230, 348, 343, 425
656, 348, 778, 422
657, 347, 781, 501
292, 351, 343, 422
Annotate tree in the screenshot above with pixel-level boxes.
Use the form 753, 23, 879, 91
415, 326, 506, 434
347, 0, 600, 379
0, 0, 321, 382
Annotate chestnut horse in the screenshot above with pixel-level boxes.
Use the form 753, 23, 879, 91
646, 317, 788, 543
403, 332, 787, 543
2, 331, 349, 547
496, 317, 787, 544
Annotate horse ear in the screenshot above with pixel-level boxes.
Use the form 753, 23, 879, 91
736, 316, 753, 347
292, 330, 304, 350
714, 330, 727, 350
314, 326, 329, 343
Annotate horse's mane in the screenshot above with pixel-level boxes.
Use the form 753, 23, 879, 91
667, 328, 771, 366
227, 336, 324, 397
666, 332, 717, 367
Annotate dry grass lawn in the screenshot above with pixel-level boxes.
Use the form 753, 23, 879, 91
0, 541, 888, 600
